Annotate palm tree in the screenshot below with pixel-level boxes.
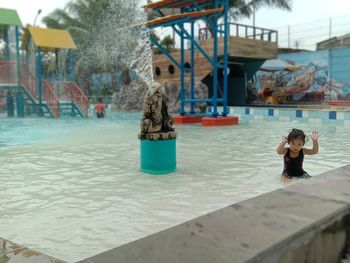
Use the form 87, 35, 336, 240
147, 0, 291, 44
42, 0, 145, 94
228, 0, 291, 21
204, 0, 291, 35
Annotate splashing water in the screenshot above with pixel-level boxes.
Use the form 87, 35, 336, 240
96, 4, 154, 87
60, 0, 154, 96
128, 29, 154, 86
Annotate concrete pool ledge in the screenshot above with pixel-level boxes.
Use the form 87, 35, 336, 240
0, 238, 65, 263
1, 166, 349, 263
78, 165, 350, 263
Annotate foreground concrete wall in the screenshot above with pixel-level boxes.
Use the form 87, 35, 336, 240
277, 215, 349, 263
0, 238, 66, 263
1, 165, 349, 262
78, 165, 350, 263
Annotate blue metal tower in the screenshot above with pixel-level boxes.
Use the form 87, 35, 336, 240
145, 0, 230, 118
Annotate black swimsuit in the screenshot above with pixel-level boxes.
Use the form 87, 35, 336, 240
96, 112, 104, 118
282, 148, 310, 178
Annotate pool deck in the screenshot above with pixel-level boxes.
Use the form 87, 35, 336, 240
247, 103, 350, 111
77, 165, 350, 263
1, 165, 350, 262
299, 104, 350, 111
0, 238, 65, 263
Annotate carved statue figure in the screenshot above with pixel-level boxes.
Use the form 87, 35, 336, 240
139, 82, 176, 141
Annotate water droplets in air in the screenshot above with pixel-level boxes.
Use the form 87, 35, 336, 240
128, 29, 154, 86
79, 0, 154, 87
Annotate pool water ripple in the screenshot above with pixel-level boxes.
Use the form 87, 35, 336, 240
0, 113, 349, 262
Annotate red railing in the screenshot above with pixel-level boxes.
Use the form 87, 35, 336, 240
60, 81, 89, 117
43, 80, 60, 118
20, 64, 38, 99
0, 61, 17, 83
1, 62, 88, 118
21, 64, 59, 118
0, 61, 38, 100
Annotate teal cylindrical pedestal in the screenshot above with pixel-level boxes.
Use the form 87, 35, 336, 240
140, 139, 176, 174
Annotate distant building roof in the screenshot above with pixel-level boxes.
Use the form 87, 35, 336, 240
21, 27, 77, 51
316, 33, 350, 50
0, 8, 22, 26
278, 48, 311, 54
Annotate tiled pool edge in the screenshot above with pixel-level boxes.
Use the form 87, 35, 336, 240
220, 106, 350, 125
77, 165, 350, 263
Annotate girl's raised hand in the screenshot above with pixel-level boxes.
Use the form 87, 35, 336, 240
311, 131, 320, 141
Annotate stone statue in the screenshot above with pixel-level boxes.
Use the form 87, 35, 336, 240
138, 82, 176, 141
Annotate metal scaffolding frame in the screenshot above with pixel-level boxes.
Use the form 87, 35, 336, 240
146, 0, 229, 117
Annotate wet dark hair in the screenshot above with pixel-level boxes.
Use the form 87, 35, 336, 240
97, 97, 103, 103
287, 128, 306, 144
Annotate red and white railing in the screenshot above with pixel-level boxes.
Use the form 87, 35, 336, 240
0, 60, 17, 84
1, 61, 88, 118
20, 63, 38, 99
43, 80, 60, 118
60, 81, 89, 117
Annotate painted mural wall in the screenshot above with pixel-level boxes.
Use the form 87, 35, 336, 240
252, 47, 350, 104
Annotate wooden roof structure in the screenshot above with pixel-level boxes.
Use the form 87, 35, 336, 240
144, 0, 213, 9
21, 27, 77, 52
146, 7, 223, 27
0, 7, 22, 26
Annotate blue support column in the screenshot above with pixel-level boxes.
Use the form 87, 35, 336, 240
181, 28, 214, 66
6, 92, 14, 117
146, 1, 227, 117
4, 27, 10, 61
212, 0, 219, 117
25, 35, 31, 66
37, 47, 43, 116
190, 21, 195, 114
15, 26, 21, 86
222, 0, 229, 116
179, 23, 185, 115
16, 90, 25, 117
69, 49, 74, 81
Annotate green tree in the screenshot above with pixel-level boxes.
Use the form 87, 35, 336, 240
148, 31, 175, 54
160, 35, 174, 52
42, 0, 146, 95
203, 0, 291, 35
146, 0, 291, 48
146, 0, 291, 36
99, 84, 113, 97
148, 30, 160, 53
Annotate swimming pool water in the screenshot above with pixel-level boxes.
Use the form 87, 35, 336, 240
0, 113, 349, 262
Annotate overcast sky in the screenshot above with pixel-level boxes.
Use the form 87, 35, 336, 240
1, 0, 350, 28
241, 0, 350, 29
0, 0, 70, 26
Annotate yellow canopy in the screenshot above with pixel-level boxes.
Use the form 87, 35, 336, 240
21, 27, 77, 51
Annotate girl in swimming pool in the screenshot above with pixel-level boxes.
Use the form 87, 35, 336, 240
277, 128, 320, 180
